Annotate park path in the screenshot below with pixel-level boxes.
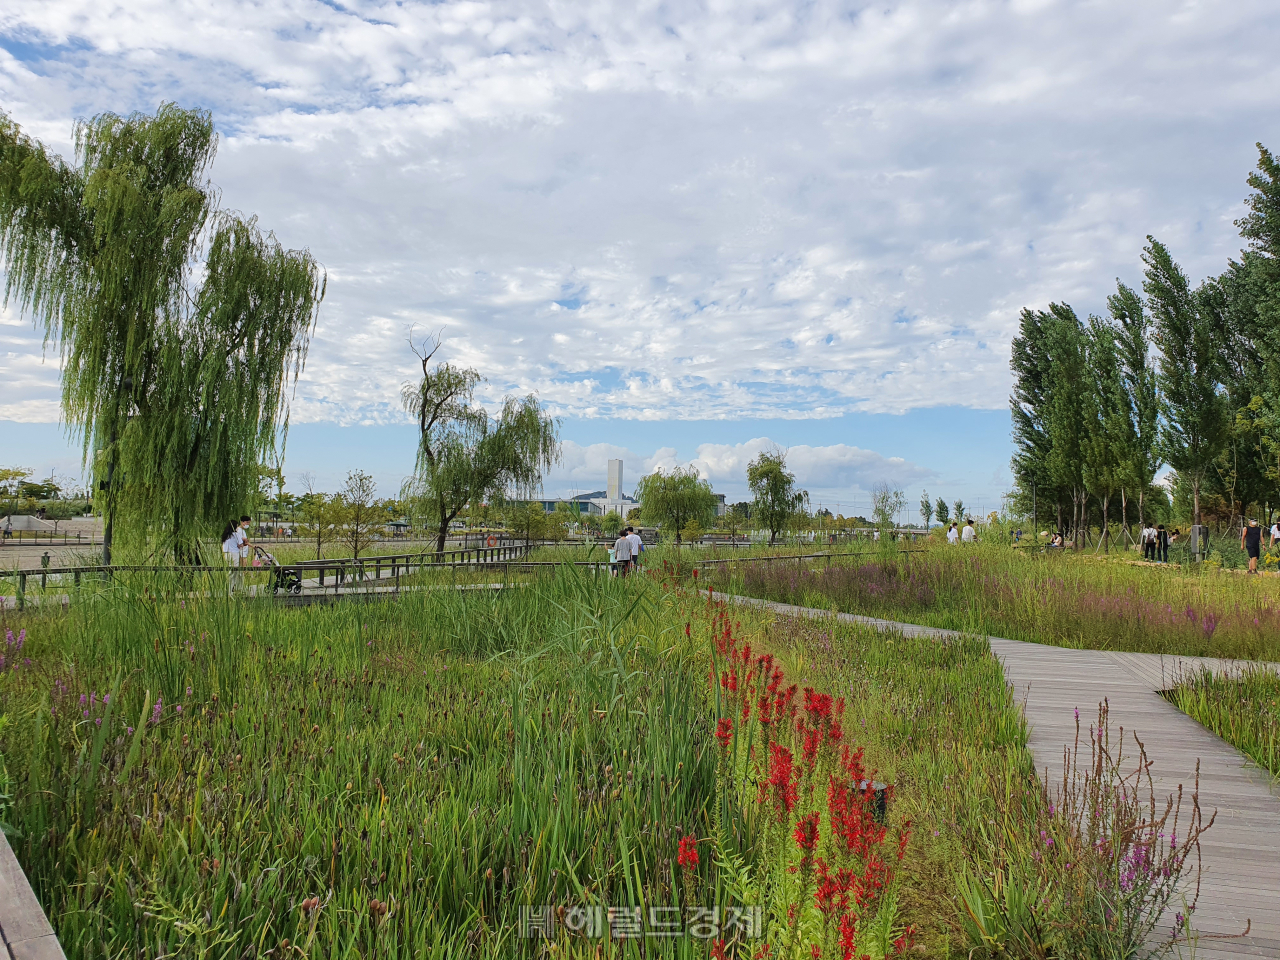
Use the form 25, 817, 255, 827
713, 592, 1280, 959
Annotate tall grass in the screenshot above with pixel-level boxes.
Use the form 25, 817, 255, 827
0, 572, 726, 958
716, 543, 1280, 660
1165, 667, 1280, 777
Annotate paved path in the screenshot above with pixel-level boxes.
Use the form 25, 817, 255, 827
715, 592, 1280, 959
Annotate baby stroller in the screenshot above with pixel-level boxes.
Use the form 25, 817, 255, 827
255, 545, 302, 596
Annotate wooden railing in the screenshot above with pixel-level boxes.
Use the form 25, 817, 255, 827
0, 544, 925, 610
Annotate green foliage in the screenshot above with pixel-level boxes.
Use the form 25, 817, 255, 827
402, 339, 559, 554
636, 465, 718, 543
746, 450, 808, 545
1166, 666, 1280, 777
601, 510, 623, 538
1145, 237, 1230, 525
935, 497, 950, 527
0, 105, 325, 562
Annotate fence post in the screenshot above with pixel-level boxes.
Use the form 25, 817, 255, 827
17, 573, 26, 610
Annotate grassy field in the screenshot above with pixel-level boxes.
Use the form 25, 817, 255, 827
711, 541, 1280, 661
0, 562, 1207, 958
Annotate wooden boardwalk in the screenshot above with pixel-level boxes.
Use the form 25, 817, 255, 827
715, 593, 1280, 959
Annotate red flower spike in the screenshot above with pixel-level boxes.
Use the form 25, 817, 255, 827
793, 812, 820, 852
677, 834, 699, 869
716, 717, 734, 752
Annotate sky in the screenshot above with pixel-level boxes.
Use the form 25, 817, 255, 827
1, 0, 1278, 514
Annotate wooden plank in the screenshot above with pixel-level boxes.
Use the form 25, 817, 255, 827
0, 832, 64, 959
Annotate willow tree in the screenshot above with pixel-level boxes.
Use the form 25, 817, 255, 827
0, 104, 324, 562
401, 339, 559, 555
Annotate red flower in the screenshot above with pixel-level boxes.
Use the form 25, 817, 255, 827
765, 743, 797, 817
839, 914, 858, 960
793, 812, 820, 852
677, 834, 699, 869
716, 717, 734, 752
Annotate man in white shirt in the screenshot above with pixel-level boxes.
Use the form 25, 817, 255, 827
625, 526, 643, 572
961, 519, 976, 543
1141, 523, 1156, 561
612, 530, 633, 576
1271, 521, 1280, 549
946, 523, 959, 545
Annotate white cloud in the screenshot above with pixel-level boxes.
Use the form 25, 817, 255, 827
0, 0, 1277, 429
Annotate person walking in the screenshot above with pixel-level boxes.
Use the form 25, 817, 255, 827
1242, 518, 1262, 574
2, 516, 10, 541
1270, 518, 1280, 549
625, 526, 643, 573
961, 519, 976, 543
946, 523, 959, 545
1140, 522, 1156, 561
612, 527, 633, 577
221, 519, 241, 595
1156, 524, 1170, 564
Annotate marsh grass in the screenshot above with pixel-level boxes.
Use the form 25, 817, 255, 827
0, 570, 734, 958
715, 543, 1280, 660
1164, 668, 1280, 777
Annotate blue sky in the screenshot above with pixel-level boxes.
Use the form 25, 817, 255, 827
2, 0, 1278, 511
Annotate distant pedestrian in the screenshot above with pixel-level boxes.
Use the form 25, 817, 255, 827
1242, 518, 1262, 574
612, 528, 633, 577
1140, 522, 1156, 561
221, 519, 241, 595
2, 517, 10, 541
1271, 519, 1280, 549
625, 526, 643, 572
946, 523, 959, 545
961, 519, 976, 543
1156, 524, 1170, 563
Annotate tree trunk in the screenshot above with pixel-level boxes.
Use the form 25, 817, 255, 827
1193, 475, 1201, 526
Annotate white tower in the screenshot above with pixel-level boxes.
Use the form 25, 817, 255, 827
607, 459, 623, 500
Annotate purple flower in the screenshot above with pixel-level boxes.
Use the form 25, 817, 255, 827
80, 694, 87, 705
102, 693, 110, 705
176, 705, 183, 714
186, 686, 192, 697
127, 726, 134, 735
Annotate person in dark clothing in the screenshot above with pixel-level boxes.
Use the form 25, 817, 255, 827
1242, 518, 1262, 574
1156, 524, 1170, 563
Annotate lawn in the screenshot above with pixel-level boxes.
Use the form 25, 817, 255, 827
0, 563, 1206, 958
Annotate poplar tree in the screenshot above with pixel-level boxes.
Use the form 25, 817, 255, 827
1082, 316, 1133, 551
1144, 238, 1228, 526
0, 104, 324, 562
1108, 282, 1160, 528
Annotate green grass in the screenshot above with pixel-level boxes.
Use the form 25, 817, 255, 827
0, 560, 1210, 959
713, 541, 1280, 660
1164, 667, 1280, 777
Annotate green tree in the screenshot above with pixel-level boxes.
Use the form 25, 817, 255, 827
681, 518, 706, 543
336, 470, 383, 559
401, 338, 559, 554
953, 499, 966, 525
746, 450, 808, 545
1082, 317, 1134, 551
1109, 282, 1161, 529
723, 502, 748, 541
871, 482, 906, 535
1009, 306, 1059, 533
0, 105, 324, 563
295, 474, 341, 561
934, 497, 950, 528
1144, 238, 1230, 526
601, 510, 623, 539
636, 466, 718, 544
919, 489, 933, 530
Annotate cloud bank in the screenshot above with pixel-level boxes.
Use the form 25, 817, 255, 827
1, 0, 1277, 428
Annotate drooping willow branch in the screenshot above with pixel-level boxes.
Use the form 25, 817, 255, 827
0, 104, 325, 561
